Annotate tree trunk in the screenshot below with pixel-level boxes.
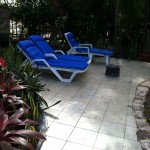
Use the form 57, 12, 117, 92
142, 0, 150, 53
0, 7, 10, 49
113, 0, 121, 56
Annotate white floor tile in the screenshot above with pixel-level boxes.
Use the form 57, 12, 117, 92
100, 121, 125, 138
94, 133, 124, 150
46, 122, 74, 140
124, 139, 142, 150
64, 103, 86, 113
106, 104, 128, 115
104, 111, 127, 125
62, 142, 92, 150
70, 96, 91, 106
82, 108, 106, 120
55, 111, 81, 126
41, 137, 66, 150
125, 126, 138, 141
76, 116, 102, 131
68, 128, 97, 147
126, 116, 137, 127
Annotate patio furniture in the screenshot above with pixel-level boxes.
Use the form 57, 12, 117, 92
64, 32, 114, 65
29, 35, 91, 64
17, 40, 89, 83
105, 64, 120, 77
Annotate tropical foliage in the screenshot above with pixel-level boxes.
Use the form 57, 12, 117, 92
0, 61, 46, 150
3, 42, 48, 121
8, 0, 148, 59
0, 38, 62, 149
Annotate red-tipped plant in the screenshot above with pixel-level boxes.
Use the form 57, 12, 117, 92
0, 64, 46, 150
0, 57, 5, 69
0, 96, 46, 150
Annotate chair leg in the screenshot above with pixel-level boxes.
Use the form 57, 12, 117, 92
51, 68, 78, 83
106, 56, 110, 66
89, 53, 93, 59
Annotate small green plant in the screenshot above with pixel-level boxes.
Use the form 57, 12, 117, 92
18, 62, 48, 121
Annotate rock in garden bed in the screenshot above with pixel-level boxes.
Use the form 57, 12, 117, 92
133, 79, 150, 150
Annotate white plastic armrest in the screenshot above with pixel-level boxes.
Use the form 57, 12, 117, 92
79, 43, 92, 48
67, 47, 76, 54
69, 46, 90, 57
54, 50, 65, 55
45, 53, 58, 59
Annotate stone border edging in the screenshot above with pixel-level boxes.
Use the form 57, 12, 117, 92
132, 79, 150, 150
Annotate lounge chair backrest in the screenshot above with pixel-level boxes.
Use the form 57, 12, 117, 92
65, 32, 79, 48
29, 35, 54, 54
18, 40, 47, 61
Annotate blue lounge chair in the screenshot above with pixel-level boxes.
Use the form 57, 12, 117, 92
29, 35, 91, 64
17, 40, 89, 83
64, 32, 114, 65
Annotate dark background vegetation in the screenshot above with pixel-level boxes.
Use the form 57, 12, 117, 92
1, 0, 150, 59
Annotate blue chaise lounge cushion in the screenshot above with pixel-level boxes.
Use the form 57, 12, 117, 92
18, 40, 88, 70
29, 35, 89, 62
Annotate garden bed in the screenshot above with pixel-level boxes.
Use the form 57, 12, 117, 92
133, 79, 150, 150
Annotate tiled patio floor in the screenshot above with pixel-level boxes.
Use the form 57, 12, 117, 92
39, 58, 150, 150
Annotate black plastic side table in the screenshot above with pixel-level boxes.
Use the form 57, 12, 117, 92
105, 64, 120, 77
